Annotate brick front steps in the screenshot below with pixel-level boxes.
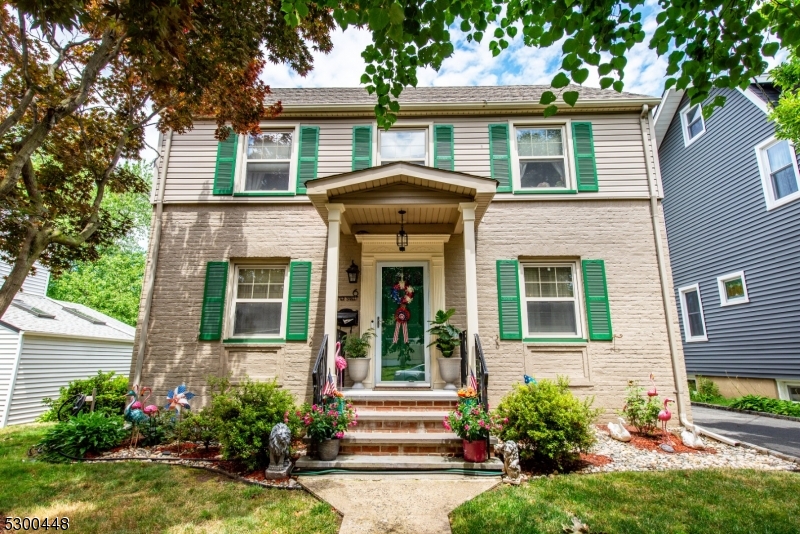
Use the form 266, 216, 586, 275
295, 454, 503, 472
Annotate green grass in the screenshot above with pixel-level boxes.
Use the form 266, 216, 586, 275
0, 424, 340, 534
451, 469, 800, 534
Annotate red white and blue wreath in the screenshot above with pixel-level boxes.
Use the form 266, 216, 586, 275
391, 279, 415, 343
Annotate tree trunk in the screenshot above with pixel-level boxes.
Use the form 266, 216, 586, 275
0, 227, 51, 317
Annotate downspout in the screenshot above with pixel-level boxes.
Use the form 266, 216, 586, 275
638, 106, 737, 446
132, 129, 172, 386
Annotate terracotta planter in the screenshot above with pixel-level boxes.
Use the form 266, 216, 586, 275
463, 439, 488, 463
317, 438, 340, 461
346, 358, 370, 389
438, 357, 461, 390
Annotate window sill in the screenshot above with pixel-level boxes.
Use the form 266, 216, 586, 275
233, 192, 297, 197
720, 298, 749, 307
513, 189, 577, 195
524, 338, 588, 346
223, 338, 286, 346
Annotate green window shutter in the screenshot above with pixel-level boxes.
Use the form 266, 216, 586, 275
199, 262, 229, 341
296, 126, 319, 194
213, 128, 238, 195
582, 259, 612, 340
434, 125, 454, 171
496, 260, 522, 340
489, 124, 512, 192
572, 122, 598, 192
352, 126, 372, 171
286, 261, 312, 341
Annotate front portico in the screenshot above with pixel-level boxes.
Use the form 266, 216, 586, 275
305, 162, 497, 390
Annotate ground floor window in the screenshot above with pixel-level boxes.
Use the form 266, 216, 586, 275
521, 263, 581, 338
678, 284, 707, 342
232, 265, 288, 337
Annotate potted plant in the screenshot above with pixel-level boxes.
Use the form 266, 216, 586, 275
300, 394, 357, 461
427, 308, 463, 389
442, 391, 503, 462
343, 328, 375, 389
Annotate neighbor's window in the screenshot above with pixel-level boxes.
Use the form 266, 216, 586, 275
681, 104, 705, 145
380, 129, 427, 165
787, 384, 800, 403
516, 127, 568, 189
756, 137, 800, 209
522, 264, 580, 337
232, 266, 287, 337
679, 284, 707, 342
716, 271, 749, 306
244, 132, 293, 191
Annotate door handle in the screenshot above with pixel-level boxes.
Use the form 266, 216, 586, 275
376, 316, 381, 329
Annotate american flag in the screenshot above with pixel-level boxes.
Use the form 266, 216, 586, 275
468, 368, 479, 392
322, 370, 337, 397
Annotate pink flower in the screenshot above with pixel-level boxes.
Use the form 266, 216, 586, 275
465, 424, 470, 431
503, 418, 509, 423
284, 411, 289, 424
335, 431, 344, 439
312, 404, 317, 411
442, 418, 452, 431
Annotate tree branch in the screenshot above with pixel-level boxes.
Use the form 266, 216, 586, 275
18, 11, 31, 87
0, 87, 36, 138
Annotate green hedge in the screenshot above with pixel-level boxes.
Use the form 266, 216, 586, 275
39, 371, 129, 422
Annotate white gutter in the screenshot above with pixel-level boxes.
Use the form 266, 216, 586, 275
1, 331, 24, 428
638, 105, 738, 446
132, 129, 172, 386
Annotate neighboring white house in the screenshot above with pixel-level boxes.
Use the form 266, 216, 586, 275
0, 262, 134, 426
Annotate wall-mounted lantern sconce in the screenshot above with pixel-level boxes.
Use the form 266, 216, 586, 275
346, 260, 360, 284
396, 210, 408, 252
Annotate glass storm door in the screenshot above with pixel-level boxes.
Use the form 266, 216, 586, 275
375, 263, 429, 384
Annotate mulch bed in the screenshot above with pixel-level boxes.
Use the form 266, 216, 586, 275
579, 453, 614, 467
153, 442, 222, 459
602, 424, 717, 454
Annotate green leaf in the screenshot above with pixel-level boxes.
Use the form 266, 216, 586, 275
543, 104, 559, 117
612, 81, 624, 92
551, 72, 570, 88
369, 8, 390, 31
539, 91, 557, 105
762, 42, 779, 57
599, 77, 613, 89
572, 68, 589, 84
563, 90, 579, 107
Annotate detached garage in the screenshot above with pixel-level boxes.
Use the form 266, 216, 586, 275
0, 292, 134, 427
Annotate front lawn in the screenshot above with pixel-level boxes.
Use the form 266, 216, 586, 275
1, 424, 339, 534
451, 469, 800, 534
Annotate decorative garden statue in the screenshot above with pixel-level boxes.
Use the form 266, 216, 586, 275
494, 440, 524, 485
265, 423, 292, 479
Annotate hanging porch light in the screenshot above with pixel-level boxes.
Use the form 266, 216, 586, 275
396, 210, 408, 252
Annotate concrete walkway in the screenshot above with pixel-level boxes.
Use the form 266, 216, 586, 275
693, 406, 800, 458
299, 474, 500, 534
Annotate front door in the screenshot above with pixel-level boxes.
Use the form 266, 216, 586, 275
375, 263, 429, 385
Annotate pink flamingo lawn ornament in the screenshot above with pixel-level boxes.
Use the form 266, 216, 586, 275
658, 398, 674, 445
139, 386, 159, 416
334, 341, 347, 389
647, 373, 658, 397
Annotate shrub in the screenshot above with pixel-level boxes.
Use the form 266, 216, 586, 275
207, 377, 300, 470
177, 409, 220, 449
137, 411, 177, 447
35, 412, 127, 462
730, 395, 800, 417
493, 377, 599, 469
691, 377, 724, 403
39, 371, 129, 422
620, 380, 662, 434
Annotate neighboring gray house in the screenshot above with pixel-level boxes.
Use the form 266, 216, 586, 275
655, 83, 800, 401
0, 262, 134, 426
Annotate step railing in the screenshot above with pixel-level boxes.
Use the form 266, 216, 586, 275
312, 334, 328, 406
474, 333, 490, 454
459, 330, 468, 387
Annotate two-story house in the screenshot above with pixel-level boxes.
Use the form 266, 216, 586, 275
132, 85, 690, 465
655, 83, 800, 402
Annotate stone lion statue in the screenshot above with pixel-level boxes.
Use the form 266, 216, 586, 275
494, 440, 524, 485
266, 423, 292, 478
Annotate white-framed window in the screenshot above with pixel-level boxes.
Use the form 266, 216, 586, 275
716, 270, 749, 306
238, 130, 296, 192
379, 128, 428, 165
680, 103, 706, 146
678, 284, 708, 342
755, 136, 800, 210
520, 263, 583, 338
513, 125, 573, 190
230, 265, 288, 338
778, 381, 800, 402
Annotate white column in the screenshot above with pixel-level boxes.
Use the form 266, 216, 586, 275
459, 202, 479, 372
325, 204, 345, 373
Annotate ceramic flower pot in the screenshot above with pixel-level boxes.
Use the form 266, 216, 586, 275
317, 438, 340, 461
463, 438, 488, 463
438, 357, 461, 390
346, 358, 370, 389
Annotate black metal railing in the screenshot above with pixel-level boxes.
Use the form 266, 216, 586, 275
312, 334, 328, 406
459, 330, 468, 388
474, 333, 489, 409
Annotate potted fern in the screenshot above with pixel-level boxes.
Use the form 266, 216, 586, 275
427, 309, 463, 390
344, 328, 375, 389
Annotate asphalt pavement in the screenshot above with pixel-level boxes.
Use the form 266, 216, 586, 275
692, 405, 800, 459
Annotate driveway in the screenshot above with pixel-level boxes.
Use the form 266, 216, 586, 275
692, 405, 800, 459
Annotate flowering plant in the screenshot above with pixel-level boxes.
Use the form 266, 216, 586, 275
443, 399, 505, 442
299, 396, 357, 441
457, 386, 478, 399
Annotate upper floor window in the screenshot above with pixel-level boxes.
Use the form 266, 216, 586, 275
232, 266, 287, 337
678, 284, 707, 342
680, 104, 706, 146
716, 270, 749, 307
380, 129, 427, 165
516, 127, 569, 189
521, 264, 581, 338
756, 137, 800, 210
244, 132, 293, 191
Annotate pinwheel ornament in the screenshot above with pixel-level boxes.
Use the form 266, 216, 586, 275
165, 384, 195, 414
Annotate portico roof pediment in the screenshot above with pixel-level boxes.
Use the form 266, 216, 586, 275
305, 162, 497, 232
